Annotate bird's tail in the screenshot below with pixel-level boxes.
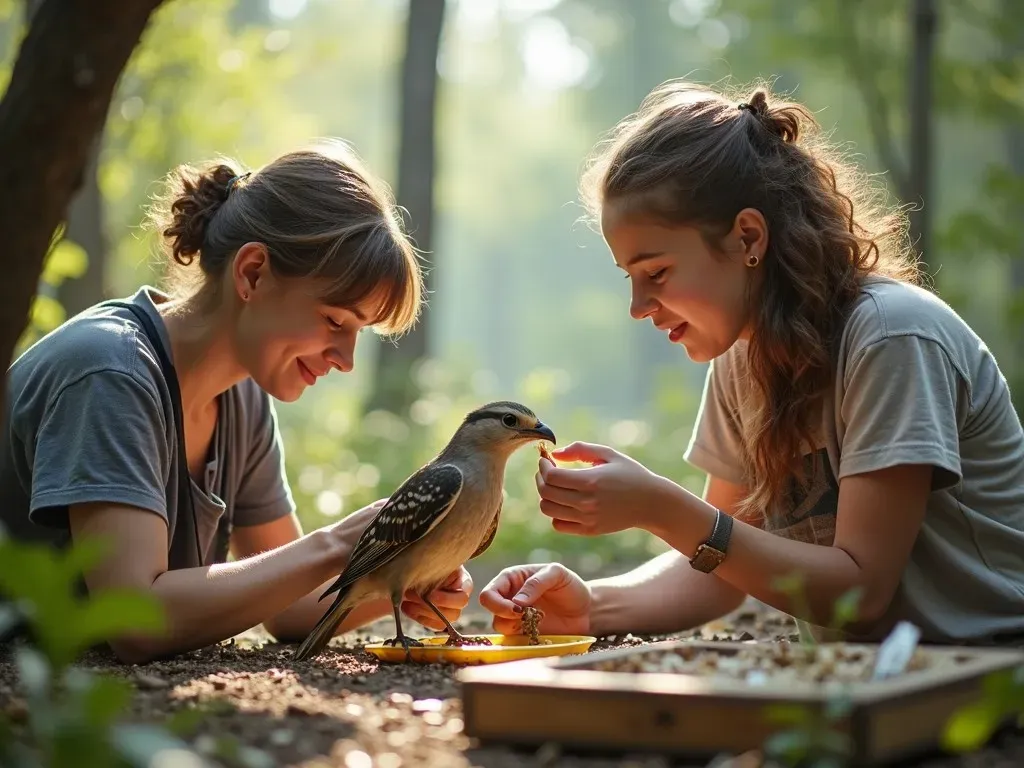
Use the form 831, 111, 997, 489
292, 589, 353, 662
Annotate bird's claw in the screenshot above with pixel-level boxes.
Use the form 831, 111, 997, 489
383, 635, 424, 658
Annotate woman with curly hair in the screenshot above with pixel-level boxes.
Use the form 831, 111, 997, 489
483, 81, 1024, 647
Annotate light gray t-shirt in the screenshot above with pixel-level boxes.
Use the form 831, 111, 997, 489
0, 286, 296, 569
685, 276, 1024, 645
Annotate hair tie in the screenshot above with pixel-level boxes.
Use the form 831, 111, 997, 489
737, 102, 758, 115
226, 172, 251, 194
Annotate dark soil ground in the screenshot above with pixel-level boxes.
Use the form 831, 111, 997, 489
2, 599, 1023, 768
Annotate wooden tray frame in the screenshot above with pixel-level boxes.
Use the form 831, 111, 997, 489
458, 640, 1024, 765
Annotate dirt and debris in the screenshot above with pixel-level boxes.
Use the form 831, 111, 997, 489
1, 599, 1022, 767
586, 640, 945, 685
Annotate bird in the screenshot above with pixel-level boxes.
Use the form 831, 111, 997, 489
292, 401, 556, 661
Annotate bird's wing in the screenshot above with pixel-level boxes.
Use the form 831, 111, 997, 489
318, 463, 464, 601
470, 499, 502, 560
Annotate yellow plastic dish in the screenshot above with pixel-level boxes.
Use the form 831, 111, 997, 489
362, 634, 596, 665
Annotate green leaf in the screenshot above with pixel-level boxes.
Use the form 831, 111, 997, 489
771, 572, 806, 596
80, 674, 133, 728
765, 703, 813, 726
942, 700, 1003, 752
113, 723, 205, 767
0, 603, 23, 638
59, 536, 112, 582
68, 589, 166, 658
29, 295, 66, 335
824, 693, 854, 721
763, 729, 812, 763
830, 587, 863, 629
41, 239, 88, 286
14, 646, 49, 699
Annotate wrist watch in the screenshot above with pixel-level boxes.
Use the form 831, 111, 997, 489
689, 508, 734, 573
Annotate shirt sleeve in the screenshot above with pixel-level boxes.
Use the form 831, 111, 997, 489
29, 370, 170, 528
684, 351, 749, 487
232, 389, 296, 527
838, 334, 963, 491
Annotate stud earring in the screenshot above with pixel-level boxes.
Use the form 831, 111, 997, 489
241, 291, 249, 300
745, 253, 760, 268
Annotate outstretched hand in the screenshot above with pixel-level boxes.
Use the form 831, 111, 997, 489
401, 567, 473, 631
479, 563, 591, 636
536, 441, 668, 536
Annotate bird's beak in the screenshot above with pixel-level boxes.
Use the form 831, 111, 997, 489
526, 421, 556, 444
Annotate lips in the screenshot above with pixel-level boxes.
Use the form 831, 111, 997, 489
297, 359, 318, 386
668, 323, 688, 343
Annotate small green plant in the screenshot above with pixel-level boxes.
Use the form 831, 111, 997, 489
941, 663, 1024, 754
771, 571, 864, 647
0, 533, 201, 767
756, 580, 865, 767
762, 694, 854, 768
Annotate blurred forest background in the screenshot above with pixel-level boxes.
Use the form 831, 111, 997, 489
1, 0, 1021, 581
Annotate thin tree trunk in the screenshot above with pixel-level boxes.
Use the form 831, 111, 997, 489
366, 0, 446, 415
0, 0, 164, 431
24, 0, 109, 319
907, 0, 938, 272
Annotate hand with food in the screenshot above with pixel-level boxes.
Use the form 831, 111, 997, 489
479, 562, 592, 636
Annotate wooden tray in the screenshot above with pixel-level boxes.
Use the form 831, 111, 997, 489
458, 639, 1024, 765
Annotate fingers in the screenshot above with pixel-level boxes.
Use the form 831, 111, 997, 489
401, 601, 448, 631
511, 563, 570, 607
479, 567, 532, 618
535, 470, 586, 507
551, 518, 594, 536
491, 616, 522, 635
550, 441, 617, 465
539, 458, 599, 493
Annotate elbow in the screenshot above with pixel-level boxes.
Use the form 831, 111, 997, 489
107, 637, 163, 666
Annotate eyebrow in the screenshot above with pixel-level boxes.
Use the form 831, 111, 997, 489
621, 251, 665, 269
352, 307, 368, 323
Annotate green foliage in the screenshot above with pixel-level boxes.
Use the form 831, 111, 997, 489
942, 664, 1024, 753
763, 694, 854, 768
0, 535, 197, 767
770, 572, 864, 648
17, 230, 89, 355
0, 537, 164, 672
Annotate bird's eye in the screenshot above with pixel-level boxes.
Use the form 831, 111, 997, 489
501, 413, 518, 428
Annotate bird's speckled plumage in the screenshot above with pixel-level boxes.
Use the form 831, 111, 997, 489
292, 401, 555, 661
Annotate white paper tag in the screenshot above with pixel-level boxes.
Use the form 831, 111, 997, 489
871, 620, 922, 680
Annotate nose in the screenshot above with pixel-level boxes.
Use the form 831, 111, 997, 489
326, 338, 355, 374
629, 284, 657, 321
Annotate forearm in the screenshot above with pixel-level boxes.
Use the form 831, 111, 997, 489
125, 530, 344, 662
646, 480, 867, 628
264, 585, 394, 643
587, 550, 747, 637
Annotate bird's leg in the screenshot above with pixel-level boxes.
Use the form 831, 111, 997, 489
382, 601, 423, 661
421, 594, 493, 647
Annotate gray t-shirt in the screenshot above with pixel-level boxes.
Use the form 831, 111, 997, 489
0, 286, 296, 569
685, 276, 1024, 645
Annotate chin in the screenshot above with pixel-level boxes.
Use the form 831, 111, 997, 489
250, 370, 303, 402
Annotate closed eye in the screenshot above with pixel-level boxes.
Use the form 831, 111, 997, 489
323, 314, 344, 331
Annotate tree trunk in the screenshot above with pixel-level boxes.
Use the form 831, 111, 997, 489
0, 0, 164, 431
26, 0, 109, 321
907, 0, 938, 272
366, 0, 446, 416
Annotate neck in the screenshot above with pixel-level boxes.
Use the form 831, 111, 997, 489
157, 292, 247, 419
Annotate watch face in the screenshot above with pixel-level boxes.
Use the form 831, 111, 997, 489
691, 545, 726, 573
